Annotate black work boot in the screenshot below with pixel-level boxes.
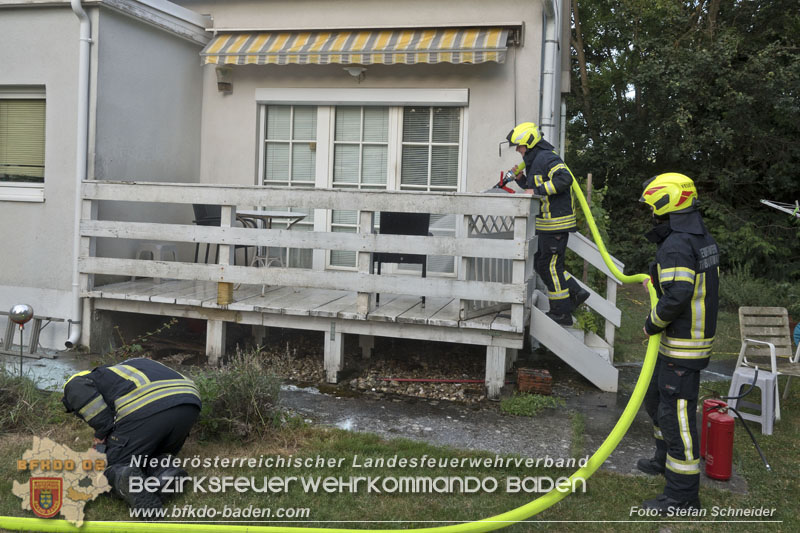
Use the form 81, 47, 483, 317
642, 494, 701, 515
546, 312, 574, 326
636, 457, 666, 475
152, 467, 189, 502
571, 287, 590, 309
107, 465, 163, 520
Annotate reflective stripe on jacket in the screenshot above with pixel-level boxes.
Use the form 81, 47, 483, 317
644, 210, 720, 370
63, 358, 201, 439
517, 139, 577, 233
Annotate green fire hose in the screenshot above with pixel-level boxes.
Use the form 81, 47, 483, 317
0, 179, 660, 533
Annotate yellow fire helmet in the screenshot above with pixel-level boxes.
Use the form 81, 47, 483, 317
640, 172, 698, 216
63, 370, 91, 390
506, 122, 542, 149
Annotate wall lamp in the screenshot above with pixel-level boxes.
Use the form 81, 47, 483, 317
343, 66, 367, 83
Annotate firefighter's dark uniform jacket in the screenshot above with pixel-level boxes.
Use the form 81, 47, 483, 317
516, 139, 577, 233
63, 358, 201, 440
643, 209, 720, 370
642, 208, 719, 503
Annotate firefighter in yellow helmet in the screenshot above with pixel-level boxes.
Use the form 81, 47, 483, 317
62, 358, 201, 517
503, 122, 589, 325
637, 173, 720, 514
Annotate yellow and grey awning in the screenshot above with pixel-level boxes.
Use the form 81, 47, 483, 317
201, 28, 511, 66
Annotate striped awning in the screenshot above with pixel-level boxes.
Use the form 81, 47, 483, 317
200, 28, 510, 66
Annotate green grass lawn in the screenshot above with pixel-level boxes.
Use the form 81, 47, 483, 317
1, 286, 797, 532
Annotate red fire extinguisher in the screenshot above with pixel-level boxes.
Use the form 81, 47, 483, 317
700, 369, 774, 479
700, 398, 727, 458
704, 403, 735, 480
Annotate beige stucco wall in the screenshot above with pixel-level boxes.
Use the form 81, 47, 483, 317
177, 0, 546, 191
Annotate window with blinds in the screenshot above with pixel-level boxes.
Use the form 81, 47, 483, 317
400, 106, 460, 274
0, 98, 45, 183
263, 105, 316, 187
262, 105, 316, 268
330, 106, 389, 267
257, 102, 463, 274
401, 106, 460, 191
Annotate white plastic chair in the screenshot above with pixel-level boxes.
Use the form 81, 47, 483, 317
728, 307, 800, 427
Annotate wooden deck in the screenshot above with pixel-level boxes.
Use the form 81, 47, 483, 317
78, 181, 622, 395
88, 279, 519, 333
87, 277, 525, 390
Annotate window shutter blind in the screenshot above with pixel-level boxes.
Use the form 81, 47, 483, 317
334, 145, 359, 184
361, 145, 387, 185
266, 105, 290, 138
265, 143, 289, 183
432, 107, 459, 143
401, 145, 429, 187
431, 145, 458, 188
292, 106, 317, 139
291, 143, 315, 183
402, 107, 429, 142
335, 107, 360, 141
363, 108, 389, 142
0, 99, 45, 181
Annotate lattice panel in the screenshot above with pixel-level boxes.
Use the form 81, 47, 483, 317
468, 215, 515, 236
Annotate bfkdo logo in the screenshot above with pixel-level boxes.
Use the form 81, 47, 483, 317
30, 477, 63, 518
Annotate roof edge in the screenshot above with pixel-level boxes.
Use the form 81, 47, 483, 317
0, 0, 211, 45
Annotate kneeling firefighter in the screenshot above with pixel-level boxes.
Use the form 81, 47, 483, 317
638, 173, 720, 513
502, 122, 589, 325
63, 358, 201, 514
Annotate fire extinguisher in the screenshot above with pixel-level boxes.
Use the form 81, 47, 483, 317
700, 398, 727, 459
701, 368, 773, 480
704, 404, 735, 480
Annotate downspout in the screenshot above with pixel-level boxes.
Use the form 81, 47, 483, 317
540, 0, 560, 145
66, 0, 92, 348
560, 99, 567, 156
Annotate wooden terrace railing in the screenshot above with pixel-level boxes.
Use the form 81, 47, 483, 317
79, 181, 537, 334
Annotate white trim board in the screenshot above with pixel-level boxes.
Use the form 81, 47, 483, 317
255, 88, 469, 107
0, 183, 44, 203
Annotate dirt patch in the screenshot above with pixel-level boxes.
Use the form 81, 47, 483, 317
149, 323, 602, 406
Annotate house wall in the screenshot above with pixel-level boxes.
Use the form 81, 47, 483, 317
92, 8, 204, 263
177, 0, 545, 191
0, 4, 204, 350
0, 6, 86, 349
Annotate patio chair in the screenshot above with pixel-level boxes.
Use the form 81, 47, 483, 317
192, 204, 255, 265
727, 307, 800, 432
372, 211, 430, 307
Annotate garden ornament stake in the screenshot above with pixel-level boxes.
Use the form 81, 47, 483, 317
9, 304, 34, 376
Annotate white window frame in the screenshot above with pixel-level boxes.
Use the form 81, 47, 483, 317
0, 87, 46, 203
256, 104, 317, 268
255, 88, 469, 273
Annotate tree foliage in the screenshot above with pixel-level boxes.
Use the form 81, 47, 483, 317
567, 0, 800, 279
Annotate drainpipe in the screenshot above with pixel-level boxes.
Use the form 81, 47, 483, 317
540, 0, 561, 145
66, 0, 92, 348
560, 99, 567, 156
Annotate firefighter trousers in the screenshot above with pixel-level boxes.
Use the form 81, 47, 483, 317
104, 403, 200, 495
644, 358, 701, 502
534, 232, 581, 315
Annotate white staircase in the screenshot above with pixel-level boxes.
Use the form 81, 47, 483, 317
530, 290, 618, 392
527, 231, 624, 393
